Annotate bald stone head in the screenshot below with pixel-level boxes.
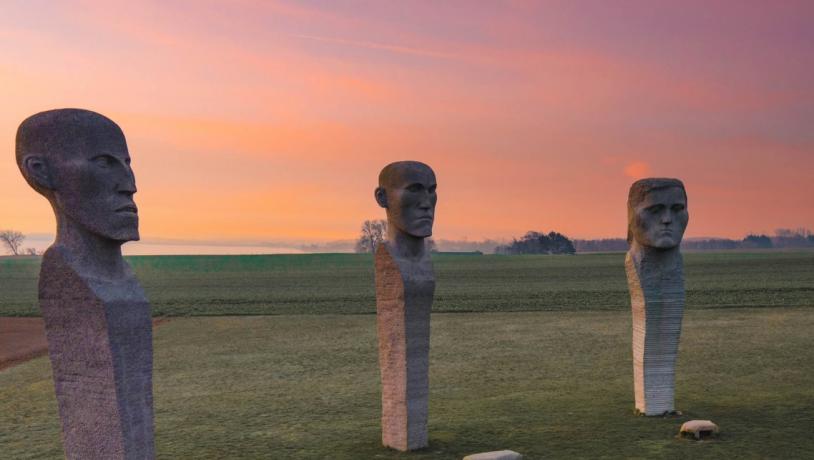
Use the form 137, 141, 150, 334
16, 109, 139, 243
375, 161, 437, 239
627, 178, 688, 249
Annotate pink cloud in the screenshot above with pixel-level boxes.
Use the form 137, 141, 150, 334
623, 161, 651, 179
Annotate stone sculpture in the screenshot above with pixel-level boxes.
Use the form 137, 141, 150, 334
625, 178, 689, 416
373, 161, 437, 451
16, 109, 155, 459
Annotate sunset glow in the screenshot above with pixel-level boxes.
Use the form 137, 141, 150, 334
2, 0, 812, 246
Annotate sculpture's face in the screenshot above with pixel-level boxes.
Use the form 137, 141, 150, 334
631, 186, 688, 249
382, 166, 437, 238
51, 128, 139, 243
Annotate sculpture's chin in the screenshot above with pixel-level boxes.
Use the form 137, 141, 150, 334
631, 231, 682, 251
408, 229, 432, 239
120, 231, 140, 243
393, 221, 433, 240
91, 226, 139, 244
407, 222, 433, 239
651, 238, 680, 250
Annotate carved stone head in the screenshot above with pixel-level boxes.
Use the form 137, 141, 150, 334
16, 109, 139, 243
627, 178, 688, 250
375, 161, 437, 239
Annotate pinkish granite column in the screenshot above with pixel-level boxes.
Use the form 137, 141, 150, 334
375, 242, 434, 450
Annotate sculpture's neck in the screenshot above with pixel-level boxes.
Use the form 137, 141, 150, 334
387, 226, 427, 263
628, 241, 682, 270
54, 213, 128, 281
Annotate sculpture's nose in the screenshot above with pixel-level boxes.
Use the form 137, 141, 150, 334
418, 191, 433, 209
661, 208, 673, 224
118, 165, 137, 196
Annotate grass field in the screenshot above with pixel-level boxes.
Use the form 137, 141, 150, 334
1, 251, 812, 316
1, 251, 813, 458
2, 309, 813, 459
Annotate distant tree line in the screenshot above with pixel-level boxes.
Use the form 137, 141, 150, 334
434, 238, 506, 254
681, 238, 740, 250
354, 223, 813, 255
574, 228, 814, 252
770, 228, 814, 248
495, 231, 576, 255
682, 229, 814, 250
573, 238, 629, 253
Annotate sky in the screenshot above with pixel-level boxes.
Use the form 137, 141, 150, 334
1, 0, 813, 249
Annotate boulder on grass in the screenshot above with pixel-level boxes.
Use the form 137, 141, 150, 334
463, 450, 522, 460
680, 420, 719, 440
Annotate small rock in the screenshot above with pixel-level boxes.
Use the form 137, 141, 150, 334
679, 420, 719, 440
463, 450, 522, 460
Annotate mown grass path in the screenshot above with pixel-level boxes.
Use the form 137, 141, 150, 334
1, 251, 813, 316
2, 308, 812, 459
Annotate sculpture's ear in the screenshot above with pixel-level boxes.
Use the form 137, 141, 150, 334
374, 187, 388, 208
22, 155, 55, 191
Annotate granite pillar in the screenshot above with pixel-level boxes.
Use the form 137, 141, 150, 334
626, 247, 684, 415
375, 242, 434, 450
40, 248, 154, 459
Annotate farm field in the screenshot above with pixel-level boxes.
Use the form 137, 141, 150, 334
2, 308, 813, 459
1, 250, 812, 316
1, 251, 813, 458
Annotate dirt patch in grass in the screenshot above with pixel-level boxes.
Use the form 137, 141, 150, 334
0, 317, 47, 371
0, 317, 171, 371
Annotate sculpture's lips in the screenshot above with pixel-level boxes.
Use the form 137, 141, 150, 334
116, 204, 139, 214
415, 216, 433, 222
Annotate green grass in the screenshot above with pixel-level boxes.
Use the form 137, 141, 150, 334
2, 252, 812, 458
2, 308, 813, 459
1, 251, 813, 316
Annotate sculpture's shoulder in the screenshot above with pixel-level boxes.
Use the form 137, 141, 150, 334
39, 245, 147, 304
375, 241, 393, 260
626, 245, 683, 286
41, 244, 70, 270
624, 249, 636, 267
624, 249, 642, 284
375, 242, 399, 274
87, 275, 148, 305
376, 241, 433, 280
39, 245, 87, 300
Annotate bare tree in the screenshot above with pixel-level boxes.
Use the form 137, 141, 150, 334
355, 219, 387, 253
0, 230, 25, 255
24, 247, 39, 256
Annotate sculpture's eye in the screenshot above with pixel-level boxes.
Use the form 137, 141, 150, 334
406, 183, 423, 193
91, 155, 117, 168
428, 185, 437, 194
672, 204, 685, 212
125, 157, 131, 166
647, 204, 664, 214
